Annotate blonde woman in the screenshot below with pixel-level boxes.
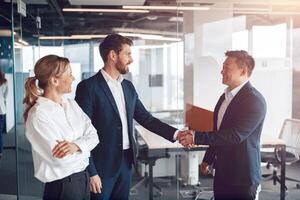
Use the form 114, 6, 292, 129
23, 55, 99, 200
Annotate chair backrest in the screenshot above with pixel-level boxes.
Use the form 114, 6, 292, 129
279, 118, 300, 161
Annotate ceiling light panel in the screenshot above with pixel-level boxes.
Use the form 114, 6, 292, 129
68, 0, 145, 6
123, 5, 210, 11
177, 0, 300, 4
63, 8, 149, 13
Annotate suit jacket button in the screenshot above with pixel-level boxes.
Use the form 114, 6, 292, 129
118, 126, 122, 130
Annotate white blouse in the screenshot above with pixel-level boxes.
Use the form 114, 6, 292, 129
25, 97, 99, 183
0, 82, 8, 115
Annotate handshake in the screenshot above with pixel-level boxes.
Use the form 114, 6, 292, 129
176, 129, 195, 148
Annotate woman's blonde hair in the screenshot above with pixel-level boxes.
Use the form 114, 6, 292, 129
23, 55, 70, 121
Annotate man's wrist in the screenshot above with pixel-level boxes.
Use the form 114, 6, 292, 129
192, 131, 195, 144
173, 130, 180, 141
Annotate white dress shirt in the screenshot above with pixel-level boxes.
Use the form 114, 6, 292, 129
0, 82, 8, 115
101, 69, 130, 149
217, 81, 248, 130
25, 97, 99, 183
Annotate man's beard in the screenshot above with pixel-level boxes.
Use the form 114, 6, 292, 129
116, 62, 129, 74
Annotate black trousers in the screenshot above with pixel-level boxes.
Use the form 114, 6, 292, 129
43, 169, 90, 200
214, 184, 259, 200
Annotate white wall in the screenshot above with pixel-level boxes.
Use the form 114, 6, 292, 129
251, 60, 292, 139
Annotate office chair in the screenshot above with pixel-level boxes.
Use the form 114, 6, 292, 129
261, 118, 300, 192
130, 143, 171, 196
194, 188, 214, 200
193, 165, 214, 200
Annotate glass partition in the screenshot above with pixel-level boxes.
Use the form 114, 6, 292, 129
8, 1, 184, 199
182, 5, 295, 200
0, 1, 17, 199
183, 12, 293, 139
11, 1, 44, 199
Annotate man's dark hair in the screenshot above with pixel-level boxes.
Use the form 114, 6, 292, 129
225, 50, 255, 76
99, 34, 133, 63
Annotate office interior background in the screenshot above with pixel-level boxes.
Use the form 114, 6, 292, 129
0, 0, 300, 199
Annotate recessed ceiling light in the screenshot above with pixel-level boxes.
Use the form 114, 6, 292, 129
39, 34, 107, 40
146, 16, 158, 20
123, 5, 210, 11
169, 16, 183, 22
118, 32, 181, 42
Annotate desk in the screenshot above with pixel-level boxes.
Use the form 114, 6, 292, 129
135, 125, 208, 200
137, 126, 287, 200
261, 138, 286, 200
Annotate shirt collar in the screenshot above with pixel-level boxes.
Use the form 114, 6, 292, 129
37, 96, 67, 108
101, 68, 124, 83
224, 80, 248, 101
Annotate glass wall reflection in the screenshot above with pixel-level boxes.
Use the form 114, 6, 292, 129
182, 7, 297, 200
0, 1, 17, 199
8, 1, 183, 200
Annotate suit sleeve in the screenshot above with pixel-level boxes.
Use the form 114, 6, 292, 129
202, 146, 216, 165
75, 81, 94, 119
202, 95, 222, 165
132, 85, 177, 142
88, 156, 98, 177
75, 81, 98, 177
194, 94, 266, 146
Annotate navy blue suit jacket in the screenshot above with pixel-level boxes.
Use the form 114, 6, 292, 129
195, 82, 266, 188
75, 71, 177, 178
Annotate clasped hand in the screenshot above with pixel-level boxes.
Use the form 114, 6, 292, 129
52, 140, 80, 158
176, 130, 194, 148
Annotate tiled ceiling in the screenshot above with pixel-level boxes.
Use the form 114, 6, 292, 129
1, 0, 300, 45
0, 0, 182, 45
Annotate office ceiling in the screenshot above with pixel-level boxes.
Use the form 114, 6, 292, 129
0, 0, 183, 45
1, 0, 300, 45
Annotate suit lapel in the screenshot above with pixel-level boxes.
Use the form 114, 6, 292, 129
226, 82, 251, 113
219, 82, 252, 129
96, 72, 120, 117
121, 81, 131, 122
214, 94, 225, 130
